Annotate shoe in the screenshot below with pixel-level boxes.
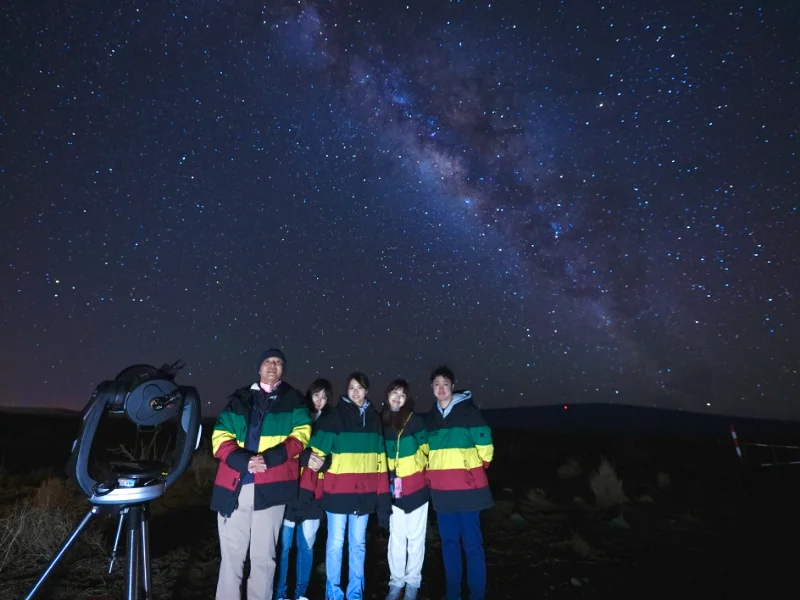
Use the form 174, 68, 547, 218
295, 597, 309, 600
404, 586, 419, 600
386, 585, 404, 600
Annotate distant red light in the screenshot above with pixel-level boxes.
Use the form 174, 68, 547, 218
563, 405, 569, 410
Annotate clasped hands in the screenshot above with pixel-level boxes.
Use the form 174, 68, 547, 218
247, 455, 267, 474
249, 452, 325, 473
307, 452, 325, 472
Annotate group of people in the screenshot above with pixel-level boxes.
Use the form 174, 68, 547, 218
210, 348, 494, 600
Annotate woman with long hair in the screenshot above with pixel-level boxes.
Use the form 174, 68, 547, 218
300, 372, 391, 600
274, 378, 333, 600
381, 379, 429, 600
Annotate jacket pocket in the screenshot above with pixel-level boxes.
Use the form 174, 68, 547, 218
464, 464, 476, 488
214, 462, 240, 491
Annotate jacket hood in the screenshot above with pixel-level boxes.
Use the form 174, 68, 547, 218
340, 395, 374, 426
438, 390, 472, 419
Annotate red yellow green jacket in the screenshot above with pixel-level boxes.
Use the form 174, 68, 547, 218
383, 412, 429, 513
300, 397, 391, 515
211, 382, 311, 517
423, 391, 494, 512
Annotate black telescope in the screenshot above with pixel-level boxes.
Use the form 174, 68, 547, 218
25, 360, 202, 600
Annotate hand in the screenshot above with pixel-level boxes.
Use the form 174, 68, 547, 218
308, 453, 325, 472
248, 455, 267, 474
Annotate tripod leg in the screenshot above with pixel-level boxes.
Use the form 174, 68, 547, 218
24, 507, 98, 600
109, 511, 126, 573
125, 506, 142, 600
140, 504, 152, 599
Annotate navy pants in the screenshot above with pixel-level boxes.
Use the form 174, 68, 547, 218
436, 510, 486, 600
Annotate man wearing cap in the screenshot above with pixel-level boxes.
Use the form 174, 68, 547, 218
211, 348, 312, 600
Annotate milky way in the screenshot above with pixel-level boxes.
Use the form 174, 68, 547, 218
0, 0, 797, 418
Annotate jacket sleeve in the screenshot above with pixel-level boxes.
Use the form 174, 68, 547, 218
211, 405, 253, 474
468, 406, 494, 468
299, 414, 337, 496
384, 428, 396, 473
319, 453, 333, 473
411, 415, 430, 471
299, 447, 311, 468
261, 393, 313, 468
376, 422, 392, 513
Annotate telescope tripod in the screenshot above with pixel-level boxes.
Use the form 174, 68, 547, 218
25, 502, 154, 600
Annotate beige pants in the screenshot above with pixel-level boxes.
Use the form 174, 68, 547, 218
216, 484, 286, 600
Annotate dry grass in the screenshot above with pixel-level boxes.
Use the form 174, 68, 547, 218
190, 441, 218, 489
589, 458, 628, 509
111, 426, 173, 464
552, 530, 593, 558
0, 477, 105, 575
525, 488, 559, 511
557, 457, 582, 480
152, 444, 216, 513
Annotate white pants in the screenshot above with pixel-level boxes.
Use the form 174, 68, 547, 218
388, 502, 428, 589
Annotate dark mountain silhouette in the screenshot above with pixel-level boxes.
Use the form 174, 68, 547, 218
481, 402, 800, 442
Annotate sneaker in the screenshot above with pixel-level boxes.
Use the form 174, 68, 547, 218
386, 585, 404, 600
295, 597, 309, 600
404, 586, 419, 600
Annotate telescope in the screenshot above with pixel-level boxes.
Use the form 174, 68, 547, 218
25, 360, 202, 600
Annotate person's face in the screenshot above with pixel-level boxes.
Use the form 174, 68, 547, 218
259, 357, 284, 385
348, 379, 367, 406
388, 387, 407, 412
311, 389, 328, 412
432, 376, 453, 404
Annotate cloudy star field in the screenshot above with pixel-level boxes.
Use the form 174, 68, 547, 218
0, 0, 797, 418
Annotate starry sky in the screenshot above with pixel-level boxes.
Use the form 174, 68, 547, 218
1, 0, 797, 420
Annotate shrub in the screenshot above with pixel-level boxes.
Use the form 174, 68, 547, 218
525, 488, 558, 511
190, 442, 218, 489
657, 471, 671, 490
589, 458, 628, 509
0, 477, 105, 574
557, 457, 582, 480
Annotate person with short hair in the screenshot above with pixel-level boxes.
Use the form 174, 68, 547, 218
424, 365, 494, 600
300, 372, 391, 600
211, 349, 312, 600
381, 379, 429, 600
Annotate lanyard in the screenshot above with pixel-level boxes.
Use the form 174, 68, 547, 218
394, 413, 413, 467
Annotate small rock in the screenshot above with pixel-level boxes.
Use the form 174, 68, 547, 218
509, 512, 526, 524
570, 577, 583, 587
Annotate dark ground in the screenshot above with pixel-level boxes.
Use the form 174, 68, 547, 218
0, 406, 799, 599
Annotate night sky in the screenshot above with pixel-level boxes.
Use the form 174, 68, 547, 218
1, 1, 797, 420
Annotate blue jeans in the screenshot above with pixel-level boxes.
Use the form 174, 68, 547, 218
436, 511, 486, 600
274, 518, 320, 599
325, 512, 369, 600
